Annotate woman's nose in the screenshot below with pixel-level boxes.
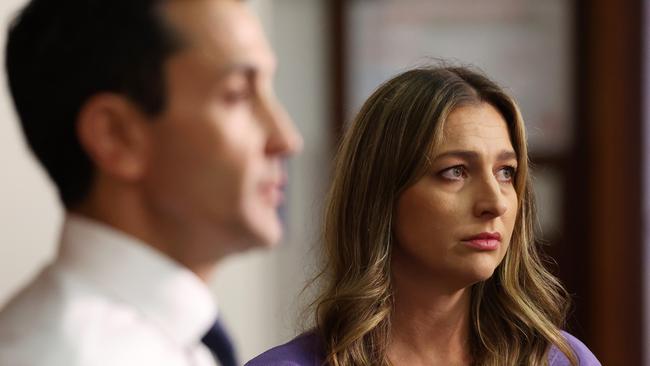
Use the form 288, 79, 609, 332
472, 176, 509, 219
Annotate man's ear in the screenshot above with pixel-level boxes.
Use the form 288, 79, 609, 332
76, 93, 152, 182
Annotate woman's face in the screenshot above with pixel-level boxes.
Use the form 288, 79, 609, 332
392, 102, 519, 289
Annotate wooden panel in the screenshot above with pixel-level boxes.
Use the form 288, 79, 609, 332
330, 0, 346, 144
575, 0, 644, 363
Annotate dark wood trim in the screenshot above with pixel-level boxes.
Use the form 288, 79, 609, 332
573, 0, 644, 363
329, 0, 346, 147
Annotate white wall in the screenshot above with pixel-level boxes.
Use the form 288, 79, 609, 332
0, 0, 329, 362
0, 0, 62, 308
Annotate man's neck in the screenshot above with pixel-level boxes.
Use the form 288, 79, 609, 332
72, 182, 223, 282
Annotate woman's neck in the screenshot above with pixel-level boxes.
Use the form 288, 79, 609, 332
388, 263, 473, 366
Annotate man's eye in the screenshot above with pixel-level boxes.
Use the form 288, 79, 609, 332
223, 89, 252, 104
439, 165, 466, 181
496, 166, 517, 183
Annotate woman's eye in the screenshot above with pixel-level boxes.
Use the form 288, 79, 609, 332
440, 166, 466, 181
496, 166, 516, 183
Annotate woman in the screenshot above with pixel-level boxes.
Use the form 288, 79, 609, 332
247, 66, 600, 365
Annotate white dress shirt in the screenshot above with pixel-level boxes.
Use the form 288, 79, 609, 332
0, 214, 219, 366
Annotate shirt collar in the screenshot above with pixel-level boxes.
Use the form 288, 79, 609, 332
58, 213, 218, 347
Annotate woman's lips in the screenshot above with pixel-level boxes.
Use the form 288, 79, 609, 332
461, 232, 501, 251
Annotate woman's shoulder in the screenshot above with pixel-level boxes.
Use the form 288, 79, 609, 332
548, 331, 601, 366
245, 332, 324, 366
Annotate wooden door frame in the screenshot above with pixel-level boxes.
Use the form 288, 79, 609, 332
573, 0, 644, 363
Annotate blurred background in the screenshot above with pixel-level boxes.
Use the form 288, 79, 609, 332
0, 0, 646, 364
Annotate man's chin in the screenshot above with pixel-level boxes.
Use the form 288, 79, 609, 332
257, 227, 283, 249
245, 219, 284, 249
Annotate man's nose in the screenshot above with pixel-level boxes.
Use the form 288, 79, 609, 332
260, 93, 303, 156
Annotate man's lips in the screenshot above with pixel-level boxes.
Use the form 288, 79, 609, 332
461, 232, 501, 251
259, 180, 285, 206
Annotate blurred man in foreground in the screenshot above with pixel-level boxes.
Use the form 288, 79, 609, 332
0, 0, 302, 365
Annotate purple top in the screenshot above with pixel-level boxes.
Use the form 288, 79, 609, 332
245, 331, 601, 366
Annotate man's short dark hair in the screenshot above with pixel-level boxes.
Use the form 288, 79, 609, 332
6, 0, 183, 207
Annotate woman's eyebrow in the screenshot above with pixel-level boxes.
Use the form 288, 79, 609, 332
431, 150, 517, 162
432, 150, 478, 162
496, 150, 518, 162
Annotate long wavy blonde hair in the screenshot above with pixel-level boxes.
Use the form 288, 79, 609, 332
314, 66, 577, 365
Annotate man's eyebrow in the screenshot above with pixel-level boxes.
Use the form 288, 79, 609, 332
215, 63, 258, 80
431, 150, 518, 162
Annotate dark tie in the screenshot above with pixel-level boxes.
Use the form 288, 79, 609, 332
201, 319, 238, 366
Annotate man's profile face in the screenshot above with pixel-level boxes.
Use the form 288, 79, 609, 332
140, 0, 302, 256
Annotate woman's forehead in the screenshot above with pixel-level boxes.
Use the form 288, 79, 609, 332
429, 103, 514, 156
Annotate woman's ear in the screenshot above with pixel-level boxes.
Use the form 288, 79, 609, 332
76, 93, 152, 182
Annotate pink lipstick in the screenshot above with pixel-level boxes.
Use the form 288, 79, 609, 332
461, 232, 501, 251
